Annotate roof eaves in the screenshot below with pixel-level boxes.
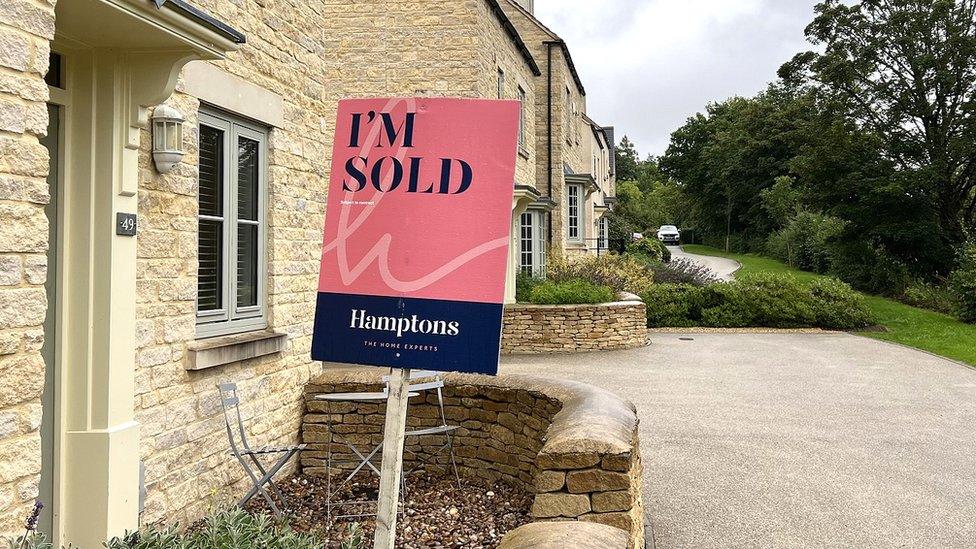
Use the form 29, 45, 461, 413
162, 0, 246, 44
485, 0, 542, 77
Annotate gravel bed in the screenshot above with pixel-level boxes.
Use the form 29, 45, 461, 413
246, 472, 532, 548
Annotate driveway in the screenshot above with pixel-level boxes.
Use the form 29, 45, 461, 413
668, 246, 739, 280
500, 333, 976, 549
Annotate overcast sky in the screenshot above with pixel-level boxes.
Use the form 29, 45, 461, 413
535, 0, 818, 158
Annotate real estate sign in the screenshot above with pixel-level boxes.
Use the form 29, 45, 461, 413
312, 97, 519, 375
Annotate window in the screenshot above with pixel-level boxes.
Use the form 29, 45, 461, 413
520, 212, 534, 275
520, 210, 547, 276
564, 88, 572, 144
517, 86, 527, 149
599, 217, 609, 250
497, 68, 505, 99
197, 109, 268, 337
567, 183, 582, 243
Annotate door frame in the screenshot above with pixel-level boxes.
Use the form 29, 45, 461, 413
43, 53, 70, 545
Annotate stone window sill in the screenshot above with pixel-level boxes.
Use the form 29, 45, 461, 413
518, 146, 531, 159
185, 330, 287, 371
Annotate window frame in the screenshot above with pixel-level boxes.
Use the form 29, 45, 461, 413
196, 108, 269, 339
599, 216, 609, 250
565, 87, 572, 145
517, 85, 527, 150
566, 183, 583, 244
497, 68, 505, 99
519, 210, 547, 277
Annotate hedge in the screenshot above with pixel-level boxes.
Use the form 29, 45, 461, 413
528, 279, 615, 305
641, 273, 874, 330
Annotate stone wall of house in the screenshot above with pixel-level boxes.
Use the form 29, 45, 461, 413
474, 0, 537, 188
501, 301, 647, 354
302, 371, 644, 549
134, 0, 541, 528
0, 0, 55, 536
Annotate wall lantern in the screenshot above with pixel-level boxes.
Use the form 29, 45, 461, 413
152, 104, 185, 174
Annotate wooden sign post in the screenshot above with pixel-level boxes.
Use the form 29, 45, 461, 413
312, 98, 519, 548
373, 368, 411, 549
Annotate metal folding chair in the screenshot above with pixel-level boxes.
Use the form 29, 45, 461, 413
218, 382, 306, 517
384, 370, 462, 490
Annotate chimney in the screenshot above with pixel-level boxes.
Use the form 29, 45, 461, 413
516, 0, 534, 14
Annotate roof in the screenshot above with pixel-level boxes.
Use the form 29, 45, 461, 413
501, 0, 586, 96
485, 0, 542, 77
159, 0, 246, 44
583, 114, 607, 149
604, 126, 616, 173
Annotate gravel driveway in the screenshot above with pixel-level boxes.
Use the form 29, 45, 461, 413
500, 333, 976, 549
668, 246, 739, 280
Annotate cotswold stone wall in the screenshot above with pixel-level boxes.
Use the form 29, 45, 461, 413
502, 301, 647, 354
0, 0, 55, 535
302, 371, 644, 549
133, 0, 541, 528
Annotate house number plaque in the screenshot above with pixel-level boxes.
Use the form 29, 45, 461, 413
116, 213, 137, 236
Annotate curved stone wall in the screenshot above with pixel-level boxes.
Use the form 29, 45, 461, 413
301, 370, 644, 548
501, 297, 648, 354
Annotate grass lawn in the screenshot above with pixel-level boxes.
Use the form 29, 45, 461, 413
683, 244, 976, 366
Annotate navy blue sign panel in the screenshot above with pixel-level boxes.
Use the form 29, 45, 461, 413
311, 292, 504, 375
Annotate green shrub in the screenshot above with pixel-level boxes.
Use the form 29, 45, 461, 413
5, 533, 52, 549
765, 211, 845, 274
529, 279, 615, 305
809, 278, 876, 329
829, 241, 912, 297
695, 274, 816, 328
546, 253, 655, 295
515, 272, 542, 303
626, 237, 671, 262
640, 274, 873, 329
900, 282, 956, 315
642, 284, 704, 327
950, 244, 976, 323
102, 508, 343, 549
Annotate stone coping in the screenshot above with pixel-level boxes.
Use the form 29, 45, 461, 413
507, 300, 642, 310
499, 521, 630, 549
306, 368, 637, 462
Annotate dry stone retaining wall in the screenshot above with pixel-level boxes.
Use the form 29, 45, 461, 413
502, 300, 648, 354
302, 370, 644, 549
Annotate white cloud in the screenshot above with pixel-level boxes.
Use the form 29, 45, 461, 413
535, 0, 816, 157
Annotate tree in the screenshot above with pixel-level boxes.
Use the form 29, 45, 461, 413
660, 85, 819, 251
614, 136, 640, 182
780, 0, 976, 252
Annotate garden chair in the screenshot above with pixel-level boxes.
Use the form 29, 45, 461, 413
218, 382, 306, 517
383, 370, 462, 491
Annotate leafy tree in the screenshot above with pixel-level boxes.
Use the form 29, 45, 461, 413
760, 176, 804, 229
660, 85, 819, 251
781, 0, 976, 257
614, 136, 640, 182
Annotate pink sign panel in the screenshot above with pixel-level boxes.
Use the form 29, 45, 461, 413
312, 97, 520, 375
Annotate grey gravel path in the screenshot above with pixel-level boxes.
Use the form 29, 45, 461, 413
668, 245, 740, 280
500, 332, 976, 549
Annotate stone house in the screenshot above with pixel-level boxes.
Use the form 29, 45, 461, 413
584, 115, 617, 254
0, 0, 546, 545
499, 0, 618, 270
